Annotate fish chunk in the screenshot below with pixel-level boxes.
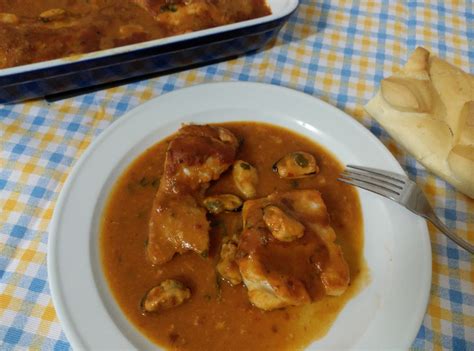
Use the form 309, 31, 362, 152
237, 190, 350, 310
147, 124, 238, 265
141, 279, 191, 312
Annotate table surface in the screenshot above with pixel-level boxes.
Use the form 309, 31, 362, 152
1, 1, 473, 350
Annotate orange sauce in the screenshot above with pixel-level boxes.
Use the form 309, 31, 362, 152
101, 122, 367, 350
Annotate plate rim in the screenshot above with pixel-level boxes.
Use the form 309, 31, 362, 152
48, 81, 432, 350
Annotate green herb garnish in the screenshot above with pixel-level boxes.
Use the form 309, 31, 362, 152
205, 200, 223, 213
139, 177, 149, 186
240, 162, 251, 170
151, 178, 160, 188
290, 179, 299, 188
160, 4, 177, 12
215, 275, 222, 301
294, 153, 309, 167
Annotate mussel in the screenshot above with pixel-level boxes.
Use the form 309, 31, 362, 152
203, 194, 243, 214
217, 236, 242, 285
39, 8, 66, 22
272, 151, 319, 178
232, 160, 258, 198
141, 279, 191, 313
0, 13, 19, 24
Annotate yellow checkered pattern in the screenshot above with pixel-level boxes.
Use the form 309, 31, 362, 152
1, 0, 472, 349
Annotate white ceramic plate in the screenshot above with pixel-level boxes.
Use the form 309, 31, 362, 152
48, 82, 431, 350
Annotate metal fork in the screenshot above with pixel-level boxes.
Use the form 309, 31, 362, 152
338, 165, 474, 254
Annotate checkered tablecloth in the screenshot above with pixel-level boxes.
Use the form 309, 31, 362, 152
1, 0, 473, 350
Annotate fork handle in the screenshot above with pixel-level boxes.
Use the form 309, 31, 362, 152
425, 212, 474, 254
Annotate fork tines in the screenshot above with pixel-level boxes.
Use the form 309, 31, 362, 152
337, 165, 407, 200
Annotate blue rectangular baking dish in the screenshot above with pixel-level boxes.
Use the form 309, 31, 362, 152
0, 0, 298, 104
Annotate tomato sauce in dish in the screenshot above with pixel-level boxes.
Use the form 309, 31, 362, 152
101, 122, 368, 350
0, 0, 271, 68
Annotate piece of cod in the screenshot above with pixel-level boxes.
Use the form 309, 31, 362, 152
147, 124, 238, 265
237, 189, 350, 311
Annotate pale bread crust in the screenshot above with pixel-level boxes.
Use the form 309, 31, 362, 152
365, 47, 474, 198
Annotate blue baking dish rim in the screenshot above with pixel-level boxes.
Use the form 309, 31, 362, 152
0, 15, 292, 88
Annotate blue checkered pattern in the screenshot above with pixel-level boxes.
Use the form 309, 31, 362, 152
1, 0, 473, 349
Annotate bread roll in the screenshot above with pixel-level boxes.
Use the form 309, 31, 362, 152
365, 47, 474, 198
